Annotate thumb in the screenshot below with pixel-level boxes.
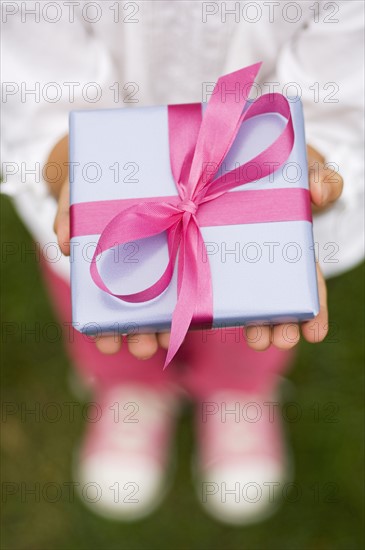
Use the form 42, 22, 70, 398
53, 178, 70, 256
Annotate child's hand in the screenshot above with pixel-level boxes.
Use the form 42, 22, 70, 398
244, 145, 343, 351
54, 176, 171, 359
54, 144, 343, 359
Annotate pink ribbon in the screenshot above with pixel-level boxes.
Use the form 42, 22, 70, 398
71, 63, 310, 368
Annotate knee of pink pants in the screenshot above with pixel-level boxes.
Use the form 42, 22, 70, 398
180, 327, 294, 399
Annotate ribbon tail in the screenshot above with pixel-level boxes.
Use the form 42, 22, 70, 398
164, 220, 199, 368
192, 229, 213, 328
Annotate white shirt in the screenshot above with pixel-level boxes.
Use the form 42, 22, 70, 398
1, 0, 364, 280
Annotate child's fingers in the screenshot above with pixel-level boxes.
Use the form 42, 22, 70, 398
271, 323, 300, 349
244, 325, 271, 351
95, 334, 122, 354
127, 333, 159, 360
157, 332, 170, 349
321, 166, 343, 206
308, 161, 343, 210
54, 178, 70, 256
301, 263, 329, 343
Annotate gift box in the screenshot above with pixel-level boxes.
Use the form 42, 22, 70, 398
69, 64, 319, 365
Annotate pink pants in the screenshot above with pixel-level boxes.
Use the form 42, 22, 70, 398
42, 258, 294, 400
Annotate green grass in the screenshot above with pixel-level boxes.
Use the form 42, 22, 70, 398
1, 194, 364, 550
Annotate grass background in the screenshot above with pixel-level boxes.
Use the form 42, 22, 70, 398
1, 194, 364, 550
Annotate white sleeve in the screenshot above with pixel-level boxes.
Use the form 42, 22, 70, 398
276, 0, 364, 278
1, 4, 117, 280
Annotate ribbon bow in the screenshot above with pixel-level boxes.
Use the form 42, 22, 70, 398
89, 63, 295, 367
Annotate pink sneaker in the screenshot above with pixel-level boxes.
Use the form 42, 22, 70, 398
75, 384, 179, 521
194, 390, 291, 525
